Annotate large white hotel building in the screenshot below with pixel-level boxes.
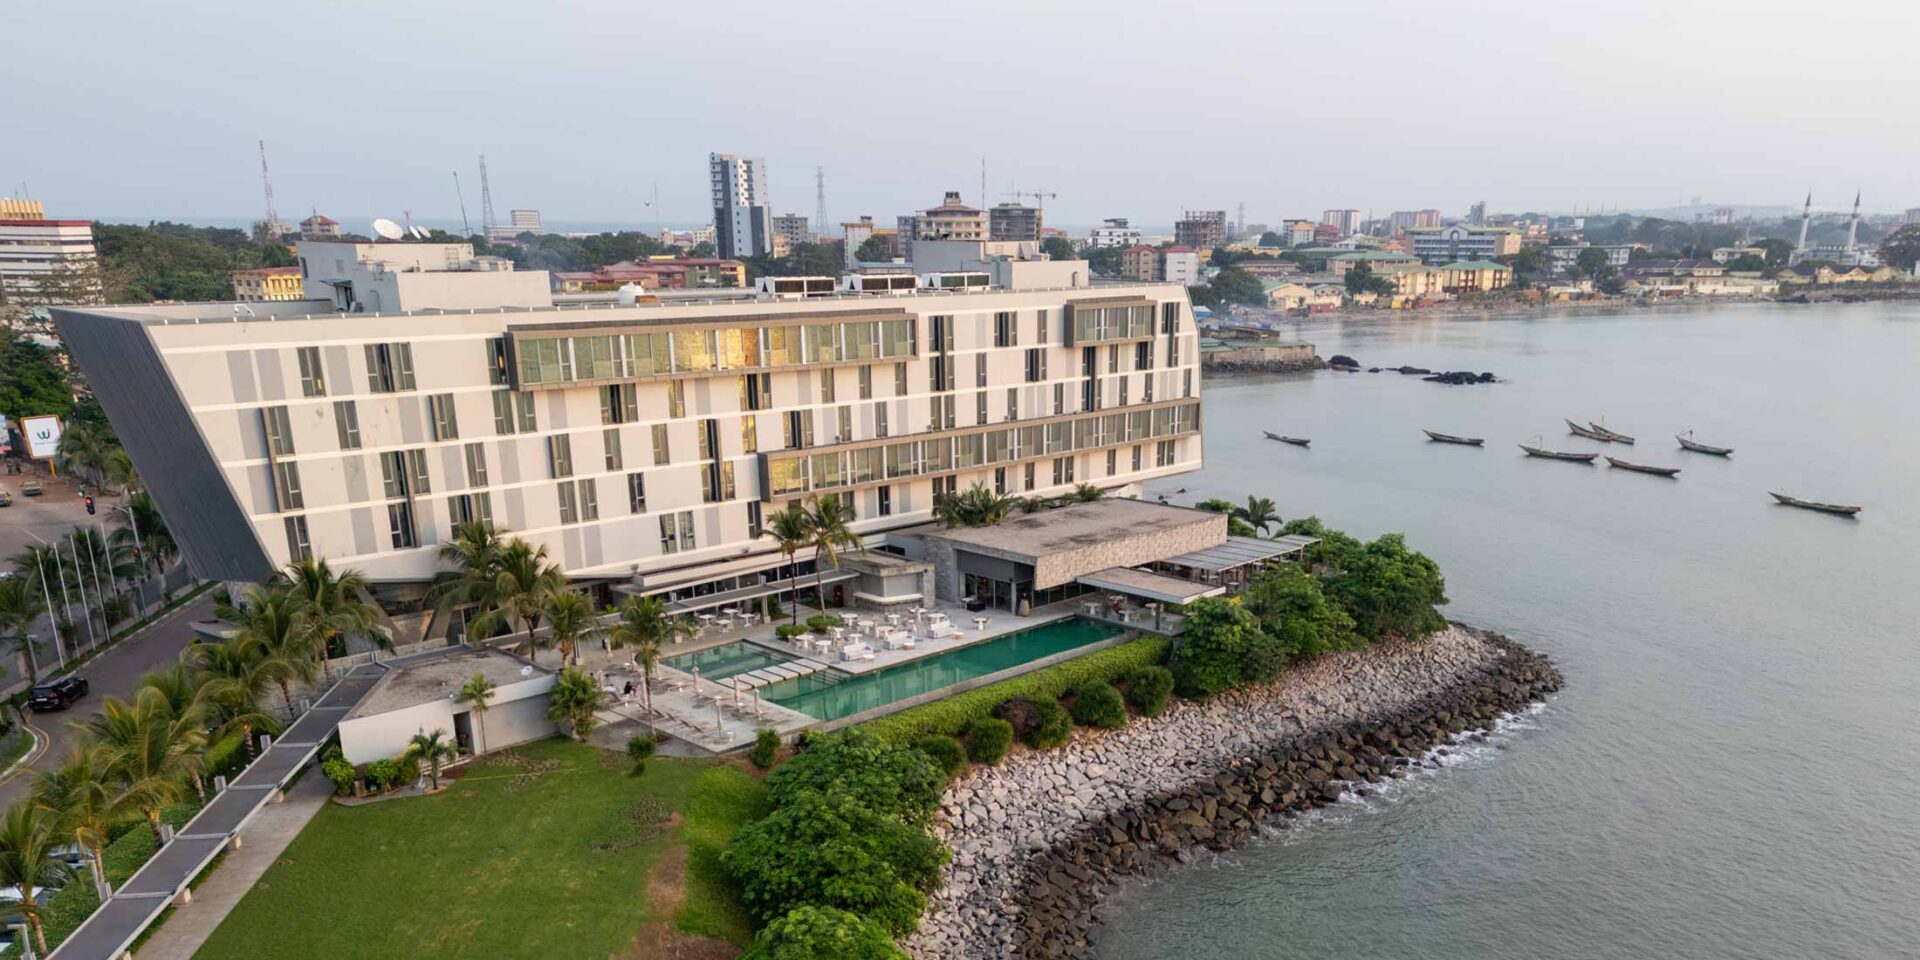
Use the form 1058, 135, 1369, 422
53, 239, 1204, 613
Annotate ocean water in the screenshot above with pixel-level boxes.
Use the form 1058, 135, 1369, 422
1101, 302, 1920, 960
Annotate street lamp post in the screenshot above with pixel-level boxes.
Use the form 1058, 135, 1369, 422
23, 533, 69, 670
117, 502, 149, 613
67, 534, 99, 654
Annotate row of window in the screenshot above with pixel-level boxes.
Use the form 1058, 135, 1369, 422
516, 318, 918, 385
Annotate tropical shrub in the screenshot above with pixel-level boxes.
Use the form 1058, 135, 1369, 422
1121, 666, 1174, 718
722, 787, 949, 936
741, 905, 909, 960
1241, 562, 1357, 657
627, 735, 656, 776
1324, 533, 1448, 641
964, 718, 1013, 765
322, 754, 358, 796
203, 730, 249, 781
776, 624, 810, 640
1025, 696, 1073, 749
364, 758, 400, 792
766, 729, 943, 824
805, 614, 842, 633
1068, 682, 1128, 729
395, 755, 422, 787
993, 697, 1040, 740
1241, 630, 1289, 685
546, 666, 607, 740
857, 637, 1169, 743
750, 728, 780, 770
1168, 597, 1263, 698
913, 735, 968, 780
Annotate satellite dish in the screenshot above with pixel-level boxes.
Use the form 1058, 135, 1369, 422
372, 218, 405, 241
410, 225, 431, 240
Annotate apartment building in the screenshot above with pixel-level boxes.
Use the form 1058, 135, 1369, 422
231, 265, 305, 301
914, 193, 988, 242
1321, 209, 1361, 235
1406, 224, 1522, 265
1160, 247, 1200, 286
1120, 245, 1160, 281
988, 203, 1041, 242
1174, 211, 1226, 251
53, 281, 1204, 607
0, 205, 99, 305
710, 153, 771, 258
300, 214, 341, 239
771, 213, 811, 249
1089, 218, 1142, 249
1387, 209, 1443, 235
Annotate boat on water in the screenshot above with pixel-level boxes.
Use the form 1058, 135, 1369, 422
1606, 457, 1680, 477
1769, 492, 1862, 516
1424, 430, 1485, 446
1566, 419, 1614, 441
1588, 421, 1635, 444
1263, 432, 1310, 446
1520, 444, 1599, 462
1676, 431, 1734, 456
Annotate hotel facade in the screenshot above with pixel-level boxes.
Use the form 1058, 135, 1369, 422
54, 276, 1204, 611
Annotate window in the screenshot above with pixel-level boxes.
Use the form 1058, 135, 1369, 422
492, 390, 536, 434
821, 368, 836, 403
837, 406, 852, 443
1006, 388, 1019, 421
1169, 332, 1181, 367
271, 462, 303, 511
1052, 456, 1074, 485
1036, 309, 1049, 344
667, 380, 686, 418
1156, 439, 1176, 467
1135, 341, 1153, 370
1161, 301, 1179, 333
387, 502, 417, 548
603, 428, 623, 471
742, 415, 758, 453
283, 516, 311, 560
974, 353, 987, 388
1053, 382, 1065, 415
601, 384, 637, 424
994, 311, 1018, 347
652, 424, 670, 465
429, 393, 459, 441
485, 337, 510, 385
448, 492, 493, 527
858, 364, 873, 399
1023, 462, 1035, 490
464, 443, 489, 487
1183, 369, 1193, 398
994, 466, 1007, 494
698, 418, 717, 461
1107, 344, 1120, 374
262, 406, 294, 457
333, 400, 361, 449
1132, 444, 1143, 471
893, 361, 908, 396
877, 485, 893, 517
976, 392, 988, 425
701, 461, 736, 503
747, 500, 764, 539
1106, 449, 1118, 476
659, 511, 696, 554
296, 347, 326, 397
741, 373, 772, 411
627, 472, 647, 513
557, 482, 580, 524
363, 342, 415, 393
1025, 348, 1046, 383
578, 479, 599, 521
784, 411, 812, 449
1118, 378, 1129, 407
380, 449, 431, 498
1143, 373, 1154, 403
875, 402, 889, 438
547, 435, 573, 478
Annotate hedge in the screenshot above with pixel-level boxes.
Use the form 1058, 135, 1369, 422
858, 636, 1169, 744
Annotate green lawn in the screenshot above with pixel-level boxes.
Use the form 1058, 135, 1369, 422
192, 739, 766, 960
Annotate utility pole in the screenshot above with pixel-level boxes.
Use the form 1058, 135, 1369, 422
814, 166, 828, 242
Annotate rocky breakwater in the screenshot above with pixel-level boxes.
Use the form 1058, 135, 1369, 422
904, 624, 1561, 960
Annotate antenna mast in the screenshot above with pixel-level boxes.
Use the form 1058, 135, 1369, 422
258, 140, 279, 236
453, 171, 472, 237
478, 155, 498, 240
814, 166, 828, 242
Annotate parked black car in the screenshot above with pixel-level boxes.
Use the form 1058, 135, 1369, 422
28, 677, 89, 711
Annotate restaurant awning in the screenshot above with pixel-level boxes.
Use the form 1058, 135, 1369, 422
1076, 567, 1226, 605
1159, 535, 1319, 573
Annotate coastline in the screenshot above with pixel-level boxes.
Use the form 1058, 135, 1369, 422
904, 624, 1562, 960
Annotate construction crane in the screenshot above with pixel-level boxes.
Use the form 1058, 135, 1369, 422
257, 140, 280, 239
1004, 189, 1058, 213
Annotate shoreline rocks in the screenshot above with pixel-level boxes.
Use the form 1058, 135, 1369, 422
903, 624, 1562, 960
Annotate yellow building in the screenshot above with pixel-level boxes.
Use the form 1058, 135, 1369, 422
1777, 263, 1902, 285
0, 198, 46, 220
1440, 260, 1512, 293
231, 265, 305, 301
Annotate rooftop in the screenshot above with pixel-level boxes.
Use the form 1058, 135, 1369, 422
350, 647, 548, 719
919, 498, 1218, 558
1442, 260, 1509, 270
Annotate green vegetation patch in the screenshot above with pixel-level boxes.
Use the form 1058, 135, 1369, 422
856, 636, 1170, 744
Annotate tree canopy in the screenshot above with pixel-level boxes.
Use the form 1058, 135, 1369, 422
0, 330, 72, 420
853, 236, 892, 263
1040, 236, 1078, 261
1878, 225, 1920, 271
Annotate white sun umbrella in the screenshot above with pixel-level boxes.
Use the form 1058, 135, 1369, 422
691, 666, 702, 699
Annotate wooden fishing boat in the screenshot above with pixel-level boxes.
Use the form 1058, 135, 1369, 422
1262, 431, 1310, 446
1588, 421, 1635, 444
1606, 457, 1680, 477
1769, 492, 1862, 516
1676, 431, 1733, 456
1520, 444, 1598, 462
1424, 430, 1485, 446
1565, 418, 1612, 441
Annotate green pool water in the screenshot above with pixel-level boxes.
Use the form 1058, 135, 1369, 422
761, 616, 1125, 721
664, 640, 792, 679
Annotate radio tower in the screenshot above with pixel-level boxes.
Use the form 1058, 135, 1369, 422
257, 140, 280, 239
478, 155, 498, 240
814, 166, 829, 242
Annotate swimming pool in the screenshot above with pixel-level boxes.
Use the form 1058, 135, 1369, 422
663, 640, 792, 680
760, 617, 1125, 722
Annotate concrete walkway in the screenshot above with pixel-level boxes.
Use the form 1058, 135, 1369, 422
131, 772, 332, 960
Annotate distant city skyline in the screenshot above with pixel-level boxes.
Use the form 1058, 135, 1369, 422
7, 1, 1917, 229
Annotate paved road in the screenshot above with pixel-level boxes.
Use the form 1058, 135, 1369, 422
0, 592, 215, 807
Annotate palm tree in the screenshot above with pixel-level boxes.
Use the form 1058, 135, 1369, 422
428, 519, 503, 636
1071, 482, 1105, 503
219, 584, 320, 716
57, 422, 113, 489
137, 663, 216, 802
110, 491, 176, 599
465, 538, 566, 657
275, 558, 386, 663
105, 446, 140, 494
188, 638, 284, 762
802, 494, 862, 615
31, 747, 119, 896
938, 483, 1016, 528
542, 588, 598, 666
1233, 496, 1280, 536
607, 595, 690, 734
407, 729, 457, 790
0, 802, 72, 956
456, 672, 496, 754
0, 577, 41, 683
766, 505, 813, 626
81, 687, 201, 840
546, 666, 606, 741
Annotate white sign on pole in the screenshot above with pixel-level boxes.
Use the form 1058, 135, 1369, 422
22, 414, 63, 460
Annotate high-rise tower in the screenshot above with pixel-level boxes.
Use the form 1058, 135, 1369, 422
710, 153, 770, 258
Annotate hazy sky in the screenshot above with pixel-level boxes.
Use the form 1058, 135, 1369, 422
7, 0, 1918, 231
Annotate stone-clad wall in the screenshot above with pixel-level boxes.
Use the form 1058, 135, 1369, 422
905, 625, 1562, 960
1030, 512, 1224, 589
